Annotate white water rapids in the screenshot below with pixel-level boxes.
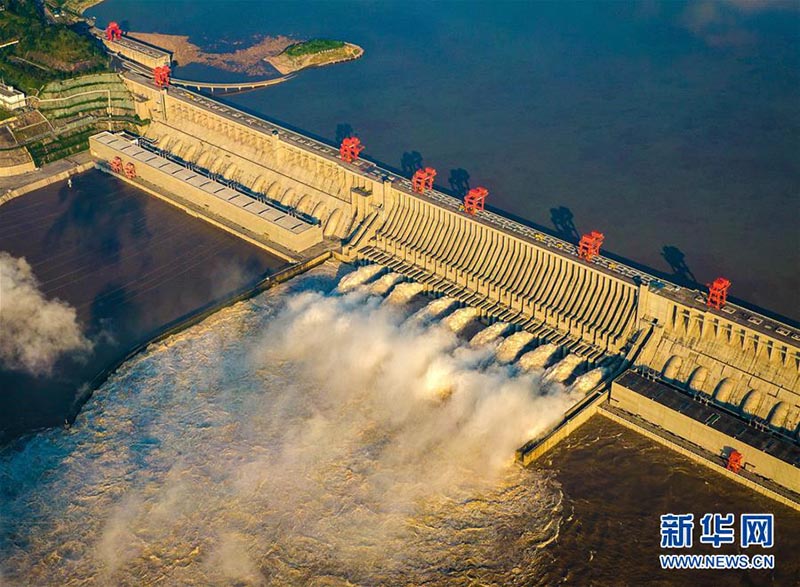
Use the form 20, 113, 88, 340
0, 263, 591, 586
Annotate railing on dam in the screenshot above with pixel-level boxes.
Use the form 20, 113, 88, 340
169, 75, 295, 93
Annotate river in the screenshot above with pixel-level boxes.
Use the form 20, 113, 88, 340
1, 1, 797, 584
0, 170, 286, 442
1, 264, 797, 585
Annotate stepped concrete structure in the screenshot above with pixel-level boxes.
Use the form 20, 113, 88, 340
91, 72, 799, 504
99, 30, 172, 69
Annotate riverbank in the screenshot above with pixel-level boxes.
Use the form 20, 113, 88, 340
0, 151, 94, 207
127, 31, 295, 77
62, 0, 106, 16
0, 169, 288, 444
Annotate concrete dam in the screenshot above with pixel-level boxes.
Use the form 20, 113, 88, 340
89, 72, 800, 506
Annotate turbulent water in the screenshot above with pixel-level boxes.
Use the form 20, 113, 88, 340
0, 263, 586, 586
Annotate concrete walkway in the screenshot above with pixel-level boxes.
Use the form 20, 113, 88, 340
0, 151, 94, 206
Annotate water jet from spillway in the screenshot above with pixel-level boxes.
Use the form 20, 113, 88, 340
385, 282, 425, 305
470, 322, 512, 348
443, 307, 480, 335
570, 366, 608, 394
369, 272, 405, 296
544, 354, 584, 384
406, 296, 459, 327
496, 331, 536, 363
337, 264, 385, 293
518, 343, 559, 372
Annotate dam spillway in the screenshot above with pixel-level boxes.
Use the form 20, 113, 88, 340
88, 72, 799, 503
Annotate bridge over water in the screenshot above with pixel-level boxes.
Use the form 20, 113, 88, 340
169, 75, 295, 93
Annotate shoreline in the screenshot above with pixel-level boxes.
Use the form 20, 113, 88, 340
266, 42, 364, 75
127, 31, 296, 77
65, 0, 105, 16
0, 151, 95, 207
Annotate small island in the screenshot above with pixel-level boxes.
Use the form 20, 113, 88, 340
266, 39, 364, 75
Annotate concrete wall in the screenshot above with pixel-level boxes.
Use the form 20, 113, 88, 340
103, 38, 171, 69
90, 133, 322, 253
0, 149, 35, 177
636, 289, 800, 435
367, 188, 639, 354
516, 391, 608, 466
122, 75, 379, 241
609, 381, 799, 493
599, 408, 799, 511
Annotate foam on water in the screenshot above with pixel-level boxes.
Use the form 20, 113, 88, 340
384, 281, 425, 305
544, 354, 584, 384
442, 306, 480, 334
407, 296, 458, 326
0, 263, 580, 586
496, 331, 536, 364
367, 271, 405, 296
570, 366, 608, 394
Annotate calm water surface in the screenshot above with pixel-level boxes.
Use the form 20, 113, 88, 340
0, 170, 285, 442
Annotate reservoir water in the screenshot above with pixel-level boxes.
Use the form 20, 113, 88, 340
91, 0, 800, 322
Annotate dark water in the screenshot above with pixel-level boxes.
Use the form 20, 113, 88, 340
90, 0, 800, 322
538, 416, 800, 587
0, 170, 286, 442
1, 265, 797, 586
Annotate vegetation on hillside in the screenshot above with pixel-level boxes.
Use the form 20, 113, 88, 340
0, 0, 107, 92
0, 73, 147, 168
285, 39, 345, 57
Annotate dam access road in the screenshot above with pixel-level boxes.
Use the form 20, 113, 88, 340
87, 71, 800, 507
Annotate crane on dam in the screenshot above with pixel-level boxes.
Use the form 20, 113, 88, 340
412, 167, 436, 193
707, 277, 731, 310
463, 186, 488, 215
578, 231, 604, 262
154, 65, 171, 88
106, 21, 122, 41
340, 137, 364, 163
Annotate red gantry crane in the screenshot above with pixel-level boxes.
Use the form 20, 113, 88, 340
726, 449, 743, 473
109, 156, 123, 173
707, 277, 731, 310
154, 65, 171, 88
463, 186, 488, 215
339, 137, 364, 163
578, 231, 604, 262
105, 21, 122, 41
412, 167, 436, 193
